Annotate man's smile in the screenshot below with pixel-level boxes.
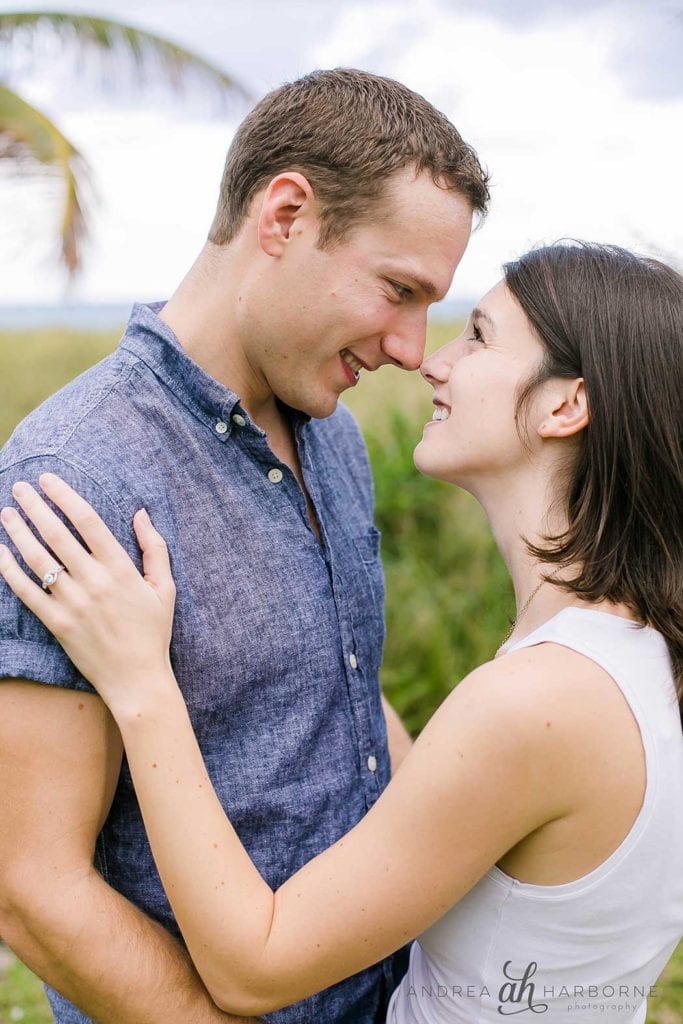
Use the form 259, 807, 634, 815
340, 348, 365, 383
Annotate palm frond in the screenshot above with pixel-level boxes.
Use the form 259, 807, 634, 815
0, 82, 92, 275
0, 11, 251, 102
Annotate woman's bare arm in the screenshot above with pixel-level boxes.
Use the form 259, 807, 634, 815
77, 651, 571, 1017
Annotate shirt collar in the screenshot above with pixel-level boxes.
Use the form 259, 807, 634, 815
120, 301, 262, 441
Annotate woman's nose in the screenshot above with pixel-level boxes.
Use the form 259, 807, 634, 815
420, 338, 458, 385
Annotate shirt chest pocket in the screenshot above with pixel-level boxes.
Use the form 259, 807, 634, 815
353, 525, 381, 562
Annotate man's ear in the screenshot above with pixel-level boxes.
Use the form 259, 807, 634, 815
538, 378, 589, 439
256, 172, 316, 257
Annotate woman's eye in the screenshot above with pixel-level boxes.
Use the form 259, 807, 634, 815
470, 322, 485, 344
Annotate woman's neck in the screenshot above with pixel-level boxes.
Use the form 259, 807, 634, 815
475, 471, 635, 653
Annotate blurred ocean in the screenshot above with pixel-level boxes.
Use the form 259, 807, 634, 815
0, 303, 137, 331
0, 298, 472, 331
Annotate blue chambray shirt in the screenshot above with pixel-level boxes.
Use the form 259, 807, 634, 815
0, 303, 400, 1024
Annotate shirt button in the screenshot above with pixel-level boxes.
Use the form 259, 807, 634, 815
367, 755, 377, 772
349, 652, 358, 670
268, 468, 283, 484
215, 420, 228, 435
232, 413, 246, 427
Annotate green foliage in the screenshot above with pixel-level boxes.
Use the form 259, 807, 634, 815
649, 951, 683, 1022
0, 13, 248, 97
0, 13, 248, 274
0, 328, 119, 445
366, 407, 513, 733
0, 953, 52, 1023
2, 918, 683, 1023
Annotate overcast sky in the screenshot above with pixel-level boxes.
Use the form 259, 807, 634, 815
1, 0, 681, 307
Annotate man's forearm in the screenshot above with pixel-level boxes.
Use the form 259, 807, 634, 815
0, 866, 257, 1024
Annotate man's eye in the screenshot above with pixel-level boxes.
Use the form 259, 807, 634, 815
389, 281, 412, 300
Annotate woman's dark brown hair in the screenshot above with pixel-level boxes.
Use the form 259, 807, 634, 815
503, 242, 683, 720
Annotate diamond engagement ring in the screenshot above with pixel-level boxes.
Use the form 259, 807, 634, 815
42, 565, 65, 590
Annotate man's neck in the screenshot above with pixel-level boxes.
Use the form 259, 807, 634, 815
159, 244, 273, 420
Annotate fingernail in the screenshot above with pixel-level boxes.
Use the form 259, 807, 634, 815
0, 507, 16, 524
11, 482, 29, 498
39, 473, 57, 487
139, 508, 150, 522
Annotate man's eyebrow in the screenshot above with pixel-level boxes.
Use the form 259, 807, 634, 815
408, 275, 439, 299
472, 306, 495, 330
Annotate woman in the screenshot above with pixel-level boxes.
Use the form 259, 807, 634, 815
1, 242, 681, 1023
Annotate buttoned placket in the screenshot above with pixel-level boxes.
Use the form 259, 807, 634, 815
210, 395, 251, 443
292, 422, 330, 553
325, 565, 383, 806
294, 427, 384, 801
215, 408, 325, 555
211, 408, 382, 802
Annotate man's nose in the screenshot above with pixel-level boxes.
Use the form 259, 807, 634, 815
380, 309, 428, 371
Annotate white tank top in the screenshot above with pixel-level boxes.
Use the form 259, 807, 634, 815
387, 608, 683, 1024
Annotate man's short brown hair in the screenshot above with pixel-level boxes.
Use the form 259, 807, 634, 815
208, 67, 490, 248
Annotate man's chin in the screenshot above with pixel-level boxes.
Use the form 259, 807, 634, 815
310, 397, 341, 420
296, 389, 342, 420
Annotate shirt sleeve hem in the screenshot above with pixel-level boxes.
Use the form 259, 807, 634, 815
0, 639, 96, 693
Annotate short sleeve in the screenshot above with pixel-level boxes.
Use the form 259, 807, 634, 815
0, 454, 139, 694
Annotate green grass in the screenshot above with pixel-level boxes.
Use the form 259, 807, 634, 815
0, 328, 120, 446
0, 323, 681, 1022
0, 953, 52, 1024
2, 940, 682, 1023
649, 953, 683, 1023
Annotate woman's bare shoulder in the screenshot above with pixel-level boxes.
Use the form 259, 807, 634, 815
440, 640, 633, 756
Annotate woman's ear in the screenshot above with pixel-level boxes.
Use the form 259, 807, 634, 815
256, 172, 316, 257
538, 378, 589, 439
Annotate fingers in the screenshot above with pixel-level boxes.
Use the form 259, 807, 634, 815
0, 542, 60, 627
0, 504, 76, 594
2, 475, 174, 609
38, 473, 128, 566
8, 480, 94, 574
133, 509, 175, 599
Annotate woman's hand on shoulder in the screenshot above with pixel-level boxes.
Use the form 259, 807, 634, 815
0, 472, 177, 716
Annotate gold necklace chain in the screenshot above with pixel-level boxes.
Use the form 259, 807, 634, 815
498, 567, 562, 653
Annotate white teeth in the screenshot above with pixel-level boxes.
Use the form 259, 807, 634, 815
341, 349, 363, 378
432, 407, 450, 421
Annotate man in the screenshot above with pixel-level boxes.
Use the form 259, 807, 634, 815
0, 68, 488, 1023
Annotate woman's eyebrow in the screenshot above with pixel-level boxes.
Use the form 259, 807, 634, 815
472, 307, 495, 331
